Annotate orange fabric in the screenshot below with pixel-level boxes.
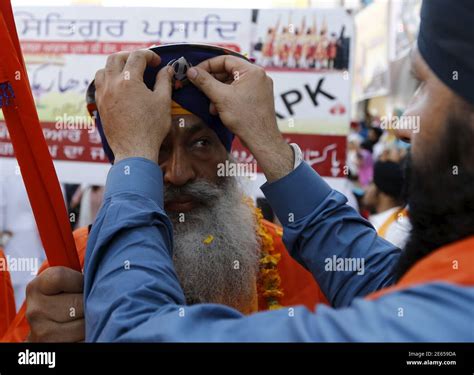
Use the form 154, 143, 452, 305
1, 228, 89, 342
0, 3, 81, 341
3, 223, 327, 341
367, 235, 474, 300
87, 100, 192, 119
5, 228, 474, 342
8, 227, 471, 342
260, 220, 328, 311
171, 101, 193, 115
377, 207, 409, 238
0, 3, 80, 270
0, 248, 15, 338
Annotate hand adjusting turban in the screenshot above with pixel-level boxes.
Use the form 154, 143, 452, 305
86, 43, 250, 163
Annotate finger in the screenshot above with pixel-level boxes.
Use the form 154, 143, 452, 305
211, 72, 233, 83
57, 319, 85, 342
153, 65, 173, 96
186, 66, 228, 103
37, 267, 84, 295
30, 319, 85, 343
123, 49, 161, 81
94, 69, 105, 90
94, 70, 106, 107
196, 55, 252, 76
42, 292, 84, 323
104, 51, 130, 76
63, 318, 85, 342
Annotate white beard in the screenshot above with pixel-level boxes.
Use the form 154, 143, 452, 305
165, 177, 261, 312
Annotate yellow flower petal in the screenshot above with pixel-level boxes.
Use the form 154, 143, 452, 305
203, 235, 214, 245
268, 304, 283, 310
260, 254, 280, 266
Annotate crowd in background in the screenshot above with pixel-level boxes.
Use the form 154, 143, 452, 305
343, 111, 411, 248
258, 114, 412, 249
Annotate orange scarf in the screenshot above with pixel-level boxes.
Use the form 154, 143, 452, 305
367, 235, 474, 300
377, 207, 409, 238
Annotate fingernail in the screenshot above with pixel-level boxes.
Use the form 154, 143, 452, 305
187, 67, 198, 79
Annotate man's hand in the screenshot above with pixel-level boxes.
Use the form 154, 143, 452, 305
94, 50, 173, 164
186, 55, 294, 182
26, 267, 84, 342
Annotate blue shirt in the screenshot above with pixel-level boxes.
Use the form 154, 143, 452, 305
84, 158, 474, 342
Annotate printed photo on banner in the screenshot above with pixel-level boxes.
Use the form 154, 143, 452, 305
250, 9, 351, 72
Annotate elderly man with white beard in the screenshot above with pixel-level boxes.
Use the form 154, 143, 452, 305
165, 175, 260, 312
9, 45, 324, 343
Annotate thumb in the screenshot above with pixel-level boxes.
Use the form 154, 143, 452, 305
153, 66, 173, 97
186, 66, 228, 103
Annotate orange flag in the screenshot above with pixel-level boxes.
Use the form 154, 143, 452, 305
0, 248, 16, 338
0, 0, 81, 340
0, 1, 80, 268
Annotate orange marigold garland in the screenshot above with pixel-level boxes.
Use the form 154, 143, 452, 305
244, 198, 284, 310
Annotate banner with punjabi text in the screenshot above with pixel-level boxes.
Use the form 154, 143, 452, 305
0, 6, 251, 183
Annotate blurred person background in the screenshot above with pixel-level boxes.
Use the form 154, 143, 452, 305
362, 159, 410, 248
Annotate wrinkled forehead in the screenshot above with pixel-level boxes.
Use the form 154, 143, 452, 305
171, 113, 202, 125
167, 113, 215, 139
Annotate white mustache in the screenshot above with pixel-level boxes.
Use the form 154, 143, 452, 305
164, 179, 225, 205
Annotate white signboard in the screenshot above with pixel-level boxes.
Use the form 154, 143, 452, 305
1, 6, 252, 184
